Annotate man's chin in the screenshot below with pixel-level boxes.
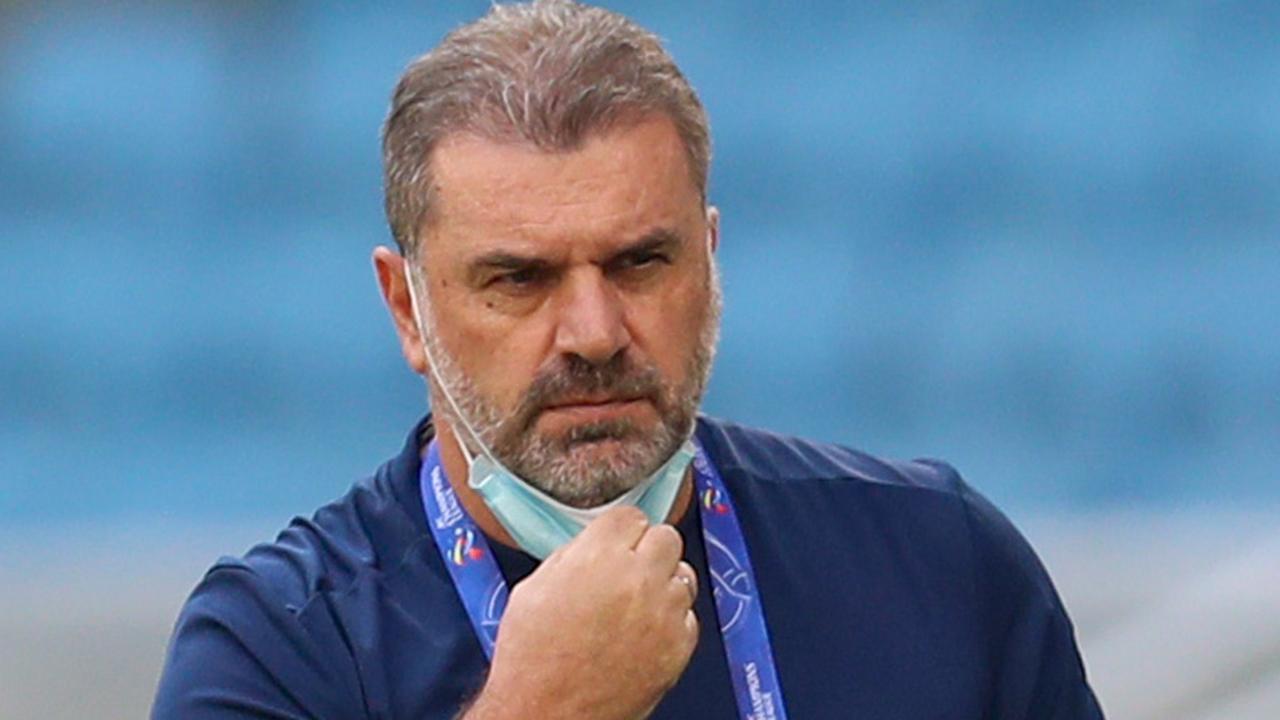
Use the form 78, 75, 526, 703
533, 432, 658, 479
560, 433, 645, 468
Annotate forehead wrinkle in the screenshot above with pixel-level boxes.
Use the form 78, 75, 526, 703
440, 182, 665, 260
427, 117, 696, 260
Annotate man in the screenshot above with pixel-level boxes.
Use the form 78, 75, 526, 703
154, 1, 1104, 718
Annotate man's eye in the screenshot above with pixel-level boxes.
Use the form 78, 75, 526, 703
490, 267, 543, 289
622, 252, 667, 270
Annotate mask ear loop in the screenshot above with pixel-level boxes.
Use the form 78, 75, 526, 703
401, 257, 488, 467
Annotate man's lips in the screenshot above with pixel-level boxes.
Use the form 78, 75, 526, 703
539, 396, 651, 422
543, 394, 645, 410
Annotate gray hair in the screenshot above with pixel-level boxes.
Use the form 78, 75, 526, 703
381, 0, 711, 259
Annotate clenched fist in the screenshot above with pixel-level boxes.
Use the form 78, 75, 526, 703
463, 506, 700, 720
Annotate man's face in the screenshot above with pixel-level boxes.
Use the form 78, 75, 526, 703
411, 114, 720, 508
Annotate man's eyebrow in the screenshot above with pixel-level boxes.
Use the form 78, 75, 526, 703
464, 250, 551, 283
469, 251, 547, 271
464, 227, 684, 281
606, 228, 683, 262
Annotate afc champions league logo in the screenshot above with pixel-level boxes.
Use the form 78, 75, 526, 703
449, 527, 485, 566
701, 485, 730, 516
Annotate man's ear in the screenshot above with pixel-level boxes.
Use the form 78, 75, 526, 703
706, 206, 720, 254
372, 246, 428, 375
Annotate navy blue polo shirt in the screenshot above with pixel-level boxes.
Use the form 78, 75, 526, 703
153, 416, 1103, 718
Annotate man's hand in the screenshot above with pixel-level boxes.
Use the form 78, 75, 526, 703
464, 506, 700, 720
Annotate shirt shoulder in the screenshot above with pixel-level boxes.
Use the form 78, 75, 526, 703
153, 433, 432, 719
207, 457, 425, 612
694, 416, 1103, 718
695, 415, 1054, 601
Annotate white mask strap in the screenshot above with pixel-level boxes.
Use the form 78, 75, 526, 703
401, 257, 488, 466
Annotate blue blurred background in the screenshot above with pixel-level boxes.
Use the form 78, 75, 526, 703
2, 2, 1278, 718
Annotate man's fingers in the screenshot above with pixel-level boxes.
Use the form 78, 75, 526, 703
574, 505, 649, 551
635, 523, 684, 570
683, 607, 699, 642
671, 561, 698, 606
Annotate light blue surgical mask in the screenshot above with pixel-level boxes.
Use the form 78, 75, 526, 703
465, 438, 695, 559
404, 260, 695, 559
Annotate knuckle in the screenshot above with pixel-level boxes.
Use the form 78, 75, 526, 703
681, 577, 698, 600
647, 523, 683, 550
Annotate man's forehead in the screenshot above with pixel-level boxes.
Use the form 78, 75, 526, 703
423, 116, 699, 257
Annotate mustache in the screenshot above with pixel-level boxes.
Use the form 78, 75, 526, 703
509, 353, 664, 431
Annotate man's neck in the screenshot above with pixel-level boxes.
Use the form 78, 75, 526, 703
430, 420, 695, 552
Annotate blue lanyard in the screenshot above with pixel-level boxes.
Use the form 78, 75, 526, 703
419, 439, 790, 720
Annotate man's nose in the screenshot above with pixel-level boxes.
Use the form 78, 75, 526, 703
552, 267, 631, 365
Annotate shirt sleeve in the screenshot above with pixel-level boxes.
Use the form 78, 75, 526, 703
956, 476, 1107, 720
151, 562, 365, 720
